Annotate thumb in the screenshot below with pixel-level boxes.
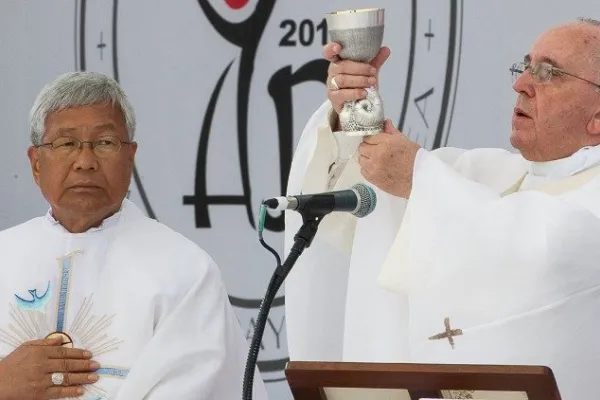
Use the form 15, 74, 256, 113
383, 119, 398, 134
370, 46, 391, 70
323, 42, 341, 61
30, 336, 64, 346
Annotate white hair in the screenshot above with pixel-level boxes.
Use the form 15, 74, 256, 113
29, 71, 136, 146
576, 17, 600, 86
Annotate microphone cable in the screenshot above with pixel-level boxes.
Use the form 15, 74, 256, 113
257, 204, 282, 268
243, 201, 325, 399
242, 203, 284, 400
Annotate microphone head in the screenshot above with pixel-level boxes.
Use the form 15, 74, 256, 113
351, 183, 377, 218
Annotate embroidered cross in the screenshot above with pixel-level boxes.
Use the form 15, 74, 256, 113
428, 317, 463, 349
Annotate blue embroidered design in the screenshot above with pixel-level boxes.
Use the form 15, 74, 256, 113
1, 251, 130, 397
56, 256, 72, 332
97, 367, 129, 378
14, 281, 51, 310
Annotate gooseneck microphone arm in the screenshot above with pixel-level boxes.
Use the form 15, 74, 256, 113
242, 200, 333, 400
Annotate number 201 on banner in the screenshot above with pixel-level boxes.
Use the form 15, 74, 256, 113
279, 19, 328, 47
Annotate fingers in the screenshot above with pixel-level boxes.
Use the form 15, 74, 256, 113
26, 337, 64, 346
45, 372, 98, 399
362, 133, 389, 145
361, 123, 399, 145
329, 60, 377, 77
45, 371, 100, 398
370, 46, 391, 69
46, 358, 100, 373
325, 44, 390, 70
360, 166, 375, 182
47, 371, 99, 387
358, 142, 374, 158
46, 386, 86, 399
329, 89, 368, 113
330, 74, 376, 90
358, 159, 377, 184
326, 45, 388, 113
323, 42, 342, 61
358, 145, 378, 178
383, 119, 398, 134
46, 346, 92, 360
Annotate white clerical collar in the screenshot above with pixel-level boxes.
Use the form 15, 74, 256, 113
45, 201, 125, 233
528, 144, 600, 179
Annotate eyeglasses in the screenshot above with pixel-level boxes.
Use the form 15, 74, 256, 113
510, 61, 600, 89
36, 136, 134, 157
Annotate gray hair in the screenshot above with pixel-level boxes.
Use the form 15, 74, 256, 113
577, 17, 600, 27
29, 71, 136, 146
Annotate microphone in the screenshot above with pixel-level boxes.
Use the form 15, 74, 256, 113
263, 183, 377, 218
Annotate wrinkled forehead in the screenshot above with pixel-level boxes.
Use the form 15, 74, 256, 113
44, 103, 127, 138
528, 24, 600, 69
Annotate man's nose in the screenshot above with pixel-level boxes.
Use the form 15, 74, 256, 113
72, 145, 99, 171
512, 71, 535, 98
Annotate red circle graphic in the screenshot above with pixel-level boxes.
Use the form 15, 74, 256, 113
224, 0, 249, 10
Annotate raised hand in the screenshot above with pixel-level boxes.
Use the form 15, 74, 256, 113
324, 42, 391, 115
358, 119, 421, 198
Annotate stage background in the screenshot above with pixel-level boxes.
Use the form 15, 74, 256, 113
1, 1, 598, 398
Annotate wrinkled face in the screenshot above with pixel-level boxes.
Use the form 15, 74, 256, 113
27, 103, 137, 219
511, 23, 600, 161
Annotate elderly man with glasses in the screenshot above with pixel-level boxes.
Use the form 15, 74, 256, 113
0, 72, 267, 400
284, 17, 600, 399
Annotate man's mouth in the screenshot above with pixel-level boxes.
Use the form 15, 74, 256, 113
514, 108, 531, 118
69, 182, 103, 190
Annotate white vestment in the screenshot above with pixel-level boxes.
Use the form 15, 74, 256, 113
285, 101, 600, 399
0, 199, 267, 400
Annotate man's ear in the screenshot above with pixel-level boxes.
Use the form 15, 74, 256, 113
127, 142, 137, 167
588, 105, 600, 136
27, 146, 41, 186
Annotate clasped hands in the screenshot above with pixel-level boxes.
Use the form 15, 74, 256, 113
325, 42, 421, 199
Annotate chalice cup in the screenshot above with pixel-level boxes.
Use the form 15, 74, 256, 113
326, 8, 385, 136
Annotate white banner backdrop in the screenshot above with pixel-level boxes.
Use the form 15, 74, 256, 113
0, 1, 598, 398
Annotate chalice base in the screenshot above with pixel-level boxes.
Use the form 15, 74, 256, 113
336, 87, 385, 137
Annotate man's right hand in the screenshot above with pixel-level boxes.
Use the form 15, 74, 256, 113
0, 336, 99, 399
324, 42, 391, 115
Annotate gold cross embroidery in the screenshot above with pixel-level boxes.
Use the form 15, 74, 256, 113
428, 317, 463, 349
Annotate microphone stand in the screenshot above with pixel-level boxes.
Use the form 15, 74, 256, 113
242, 201, 332, 400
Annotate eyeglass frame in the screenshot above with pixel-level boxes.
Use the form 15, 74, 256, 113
35, 136, 135, 157
509, 55, 600, 90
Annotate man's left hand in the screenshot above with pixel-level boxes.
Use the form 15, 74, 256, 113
358, 120, 421, 198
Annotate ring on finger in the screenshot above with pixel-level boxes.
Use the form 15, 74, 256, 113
51, 372, 65, 386
328, 76, 340, 91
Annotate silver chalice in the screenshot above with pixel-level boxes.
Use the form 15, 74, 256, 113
326, 8, 385, 136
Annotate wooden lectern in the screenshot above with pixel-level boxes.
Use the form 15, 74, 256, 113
285, 361, 562, 400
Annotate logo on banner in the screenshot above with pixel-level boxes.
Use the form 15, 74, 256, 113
75, 0, 464, 386
184, 0, 329, 233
